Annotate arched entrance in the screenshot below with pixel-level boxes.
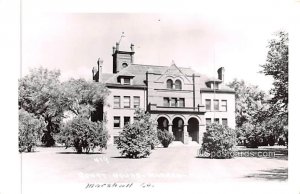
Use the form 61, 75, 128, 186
172, 117, 184, 142
188, 118, 199, 143
157, 117, 169, 131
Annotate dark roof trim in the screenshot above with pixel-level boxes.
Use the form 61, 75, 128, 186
200, 88, 235, 94
106, 83, 146, 89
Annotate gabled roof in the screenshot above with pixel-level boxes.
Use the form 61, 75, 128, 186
103, 63, 234, 92
105, 64, 197, 86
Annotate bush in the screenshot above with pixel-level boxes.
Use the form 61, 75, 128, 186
19, 109, 45, 152
58, 117, 109, 153
116, 109, 158, 158
157, 129, 174, 148
201, 123, 236, 159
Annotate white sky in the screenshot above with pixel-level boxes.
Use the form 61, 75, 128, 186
22, 0, 291, 92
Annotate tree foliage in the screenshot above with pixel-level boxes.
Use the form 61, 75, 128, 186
19, 109, 45, 152
18, 67, 68, 146
61, 79, 109, 119
201, 123, 236, 159
227, 79, 268, 128
57, 117, 109, 153
116, 109, 158, 158
157, 129, 174, 148
260, 31, 288, 117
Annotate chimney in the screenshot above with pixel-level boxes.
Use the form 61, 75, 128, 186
130, 43, 135, 52
116, 42, 119, 51
112, 46, 116, 54
97, 58, 103, 82
217, 67, 225, 83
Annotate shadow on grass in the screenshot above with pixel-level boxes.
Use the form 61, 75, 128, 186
244, 167, 288, 181
56, 152, 104, 155
110, 156, 149, 159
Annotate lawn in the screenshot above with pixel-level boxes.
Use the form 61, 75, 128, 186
21, 144, 287, 186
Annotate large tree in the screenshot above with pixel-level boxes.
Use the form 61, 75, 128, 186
61, 78, 110, 119
227, 79, 268, 128
260, 31, 288, 118
260, 31, 288, 145
227, 79, 271, 147
19, 67, 68, 146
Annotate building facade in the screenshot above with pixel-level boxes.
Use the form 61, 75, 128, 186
92, 41, 235, 145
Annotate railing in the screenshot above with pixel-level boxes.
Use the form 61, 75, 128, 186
148, 103, 206, 113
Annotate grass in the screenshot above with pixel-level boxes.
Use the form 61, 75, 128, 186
21, 144, 288, 184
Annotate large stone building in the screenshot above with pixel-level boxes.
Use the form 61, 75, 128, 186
92, 40, 235, 145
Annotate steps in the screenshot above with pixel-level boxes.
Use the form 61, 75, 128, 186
169, 141, 199, 147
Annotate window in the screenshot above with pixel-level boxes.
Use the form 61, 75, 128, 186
222, 118, 228, 126
178, 98, 185, 107
113, 116, 120, 128
124, 116, 130, 126
113, 136, 119, 144
133, 96, 140, 108
206, 118, 211, 125
167, 79, 173, 89
114, 96, 120, 108
170, 98, 177, 107
205, 99, 211, 111
214, 118, 219, 124
123, 96, 130, 108
122, 63, 128, 68
214, 99, 219, 111
123, 78, 130, 85
175, 80, 182, 90
221, 100, 227, 112
163, 98, 170, 107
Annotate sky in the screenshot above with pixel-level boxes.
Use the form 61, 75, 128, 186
21, 0, 291, 92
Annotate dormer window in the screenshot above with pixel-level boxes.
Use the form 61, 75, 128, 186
167, 79, 173, 89
175, 80, 182, 90
124, 77, 130, 85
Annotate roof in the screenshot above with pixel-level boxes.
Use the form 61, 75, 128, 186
103, 63, 234, 92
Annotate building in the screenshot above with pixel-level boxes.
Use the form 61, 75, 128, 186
92, 40, 235, 145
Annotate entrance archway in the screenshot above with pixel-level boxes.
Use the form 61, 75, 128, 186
188, 118, 199, 143
172, 117, 184, 142
157, 117, 169, 131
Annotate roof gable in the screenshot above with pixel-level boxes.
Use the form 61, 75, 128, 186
155, 63, 192, 84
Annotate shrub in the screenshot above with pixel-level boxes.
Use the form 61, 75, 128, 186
116, 108, 158, 158
157, 129, 174, 148
58, 117, 109, 153
201, 123, 236, 159
19, 109, 45, 152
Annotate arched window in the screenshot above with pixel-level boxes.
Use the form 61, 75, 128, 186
167, 79, 173, 89
175, 80, 182, 90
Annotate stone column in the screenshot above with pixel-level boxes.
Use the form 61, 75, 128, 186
168, 125, 173, 134
198, 124, 206, 145
183, 125, 189, 144
153, 122, 158, 132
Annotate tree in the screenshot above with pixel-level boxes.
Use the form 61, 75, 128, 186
57, 117, 109, 153
227, 79, 277, 147
116, 109, 159, 158
61, 79, 110, 119
19, 109, 45, 152
227, 79, 268, 128
201, 123, 236, 159
157, 129, 174, 148
18, 67, 68, 146
260, 31, 288, 145
260, 31, 288, 117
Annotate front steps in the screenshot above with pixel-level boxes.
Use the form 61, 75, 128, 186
169, 141, 199, 147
